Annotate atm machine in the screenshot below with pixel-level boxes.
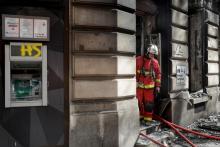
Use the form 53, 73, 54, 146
5, 42, 47, 107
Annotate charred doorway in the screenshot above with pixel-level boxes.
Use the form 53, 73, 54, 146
136, 1, 161, 63
136, 0, 165, 117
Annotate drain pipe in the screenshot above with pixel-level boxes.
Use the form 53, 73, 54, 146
153, 115, 197, 147
139, 133, 167, 147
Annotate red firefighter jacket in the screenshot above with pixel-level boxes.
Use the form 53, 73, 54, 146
136, 56, 161, 89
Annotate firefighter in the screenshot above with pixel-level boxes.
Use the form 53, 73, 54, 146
136, 44, 161, 124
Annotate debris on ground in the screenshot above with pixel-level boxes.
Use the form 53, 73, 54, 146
172, 114, 220, 147
135, 114, 220, 147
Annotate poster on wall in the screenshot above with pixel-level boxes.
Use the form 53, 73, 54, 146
176, 65, 187, 85
4, 17, 19, 38
2, 14, 50, 41
20, 18, 34, 38
34, 19, 48, 39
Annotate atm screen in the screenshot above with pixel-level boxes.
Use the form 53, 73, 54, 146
11, 79, 41, 100
10, 61, 42, 101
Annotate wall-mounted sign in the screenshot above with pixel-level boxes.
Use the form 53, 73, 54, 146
4, 17, 19, 38
175, 45, 184, 57
34, 19, 48, 39
172, 43, 188, 59
20, 18, 34, 38
10, 43, 42, 58
176, 65, 187, 85
2, 15, 50, 41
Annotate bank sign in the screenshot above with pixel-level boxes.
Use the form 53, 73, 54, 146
2, 14, 50, 41
10, 43, 42, 58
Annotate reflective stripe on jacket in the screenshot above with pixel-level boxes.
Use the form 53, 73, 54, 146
137, 82, 155, 89
136, 56, 161, 89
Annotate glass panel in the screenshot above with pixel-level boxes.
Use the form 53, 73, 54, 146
10, 61, 42, 101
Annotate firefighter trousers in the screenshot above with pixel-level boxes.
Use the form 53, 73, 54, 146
136, 88, 154, 119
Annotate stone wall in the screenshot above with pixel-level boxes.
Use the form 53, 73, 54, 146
69, 0, 139, 147
171, 1, 220, 126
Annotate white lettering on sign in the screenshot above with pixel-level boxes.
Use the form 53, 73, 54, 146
176, 65, 187, 85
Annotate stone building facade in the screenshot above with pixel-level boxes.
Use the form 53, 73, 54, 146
0, 0, 219, 147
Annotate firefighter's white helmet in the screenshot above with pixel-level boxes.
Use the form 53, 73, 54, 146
147, 44, 158, 55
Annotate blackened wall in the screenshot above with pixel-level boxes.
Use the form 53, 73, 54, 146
155, 0, 171, 98
0, 0, 65, 146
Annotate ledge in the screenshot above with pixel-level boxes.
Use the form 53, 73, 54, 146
72, 1, 136, 13
189, 96, 209, 105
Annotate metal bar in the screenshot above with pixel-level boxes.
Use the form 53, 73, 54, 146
5, 45, 10, 108
42, 46, 48, 106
